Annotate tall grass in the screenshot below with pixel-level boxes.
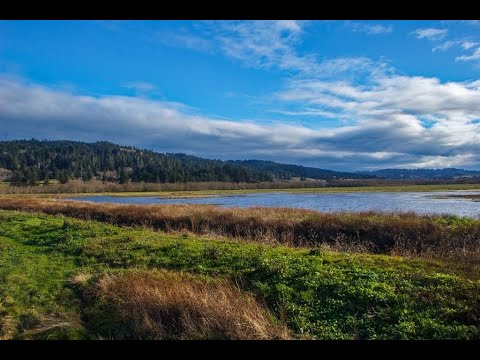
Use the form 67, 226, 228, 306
1, 197, 479, 268
84, 270, 291, 340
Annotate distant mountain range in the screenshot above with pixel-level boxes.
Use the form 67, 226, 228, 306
230, 160, 373, 180
358, 168, 480, 179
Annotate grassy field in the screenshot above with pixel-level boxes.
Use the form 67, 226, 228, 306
0, 209, 479, 339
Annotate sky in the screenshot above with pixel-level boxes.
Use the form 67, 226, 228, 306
1, 20, 480, 171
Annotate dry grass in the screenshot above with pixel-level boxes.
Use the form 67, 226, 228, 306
0, 179, 327, 194
87, 270, 290, 340
0, 315, 17, 340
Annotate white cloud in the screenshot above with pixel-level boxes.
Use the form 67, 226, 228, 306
0, 76, 315, 153
274, 74, 480, 167
155, 21, 378, 80
211, 21, 389, 81
412, 28, 448, 40
432, 40, 457, 52
432, 39, 479, 53
462, 41, 478, 50
275, 20, 302, 32
456, 47, 480, 62
214, 20, 313, 73
430, 34, 480, 66
345, 21, 393, 35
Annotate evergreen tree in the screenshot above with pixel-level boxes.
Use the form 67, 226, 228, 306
0, 139, 280, 184
58, 171, 69, 184
28, 170, 38, 186
119, 167, 129, 184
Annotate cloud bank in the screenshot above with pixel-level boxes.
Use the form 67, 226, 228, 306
1, 74, 480, 171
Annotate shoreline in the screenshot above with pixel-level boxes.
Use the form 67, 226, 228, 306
2, 183, 480, 199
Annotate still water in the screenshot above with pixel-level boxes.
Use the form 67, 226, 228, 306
71, 190, 480, 218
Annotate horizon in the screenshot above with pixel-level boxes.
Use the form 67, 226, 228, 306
1, 20, 480, 171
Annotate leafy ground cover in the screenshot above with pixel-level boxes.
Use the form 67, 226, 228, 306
0, 210, 478, 339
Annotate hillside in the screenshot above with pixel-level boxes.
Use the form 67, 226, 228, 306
230, 160, 374, 180
360, 168, 480, 179
0, 139, 365, 185
0, 139, 272, 185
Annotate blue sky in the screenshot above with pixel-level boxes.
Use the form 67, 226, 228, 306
1, 20, 480, 170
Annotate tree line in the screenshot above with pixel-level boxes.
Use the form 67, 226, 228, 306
0, 140, 273, 186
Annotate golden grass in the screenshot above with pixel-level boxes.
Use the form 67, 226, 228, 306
87, 270, 291, 340
0, 179, 327, 195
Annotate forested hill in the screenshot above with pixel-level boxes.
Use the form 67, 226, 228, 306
229, 160, 374, 180
0, 140, 369, 185
0, 140, 273, 185
359, 168, 480, 179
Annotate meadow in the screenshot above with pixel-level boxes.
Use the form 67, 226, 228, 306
1, 193, 480, 340
0, 209, 479, 340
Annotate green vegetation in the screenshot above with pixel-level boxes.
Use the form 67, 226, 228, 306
0, 210, 479, 339
0, 139, 273, 185
0, 139, 370, 187
2, 197, 479, 271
